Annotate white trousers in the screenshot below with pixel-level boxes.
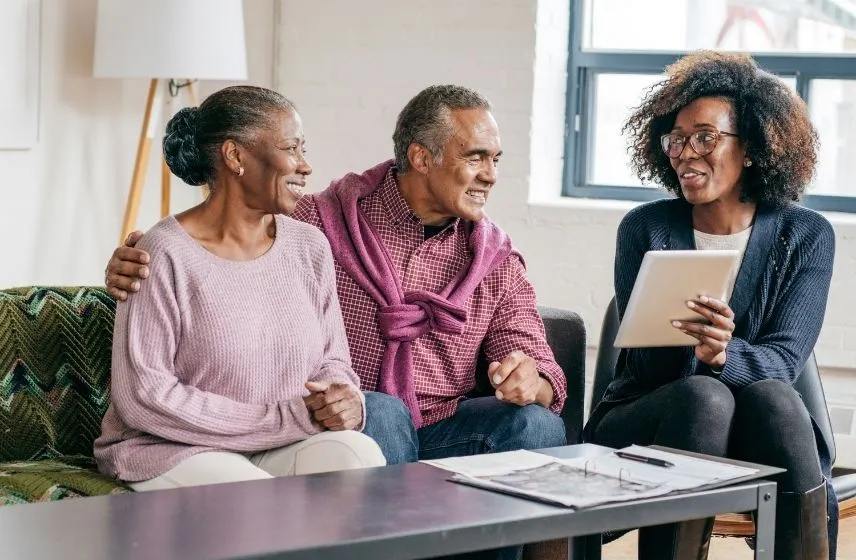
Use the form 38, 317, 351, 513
130, 431, 386, 492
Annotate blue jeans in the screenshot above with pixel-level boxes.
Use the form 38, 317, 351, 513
362, 392, 567, 463
362, 393, 567, 560
362, 391, 419, 464
418, 396, 567, 460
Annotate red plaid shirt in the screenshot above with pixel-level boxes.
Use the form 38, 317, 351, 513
292, 168, 567, 425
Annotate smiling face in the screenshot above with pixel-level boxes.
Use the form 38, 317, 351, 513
420, 108, 502, 224
239, 109, 312, 215
669, 97, 747, 206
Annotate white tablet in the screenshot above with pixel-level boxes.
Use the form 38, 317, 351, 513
613, 250, 742, 348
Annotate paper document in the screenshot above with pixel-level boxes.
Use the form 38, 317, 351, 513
451, 459, 674, 508
598, 445, 758, 490
430, 446, 759, 509
421, 450, 554, 477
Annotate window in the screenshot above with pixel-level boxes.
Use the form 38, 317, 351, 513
564, 0, 856, 212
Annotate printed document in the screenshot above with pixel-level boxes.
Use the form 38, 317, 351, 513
422, 446, 759, 509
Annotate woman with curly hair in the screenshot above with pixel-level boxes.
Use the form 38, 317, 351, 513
584, 51, 836, 559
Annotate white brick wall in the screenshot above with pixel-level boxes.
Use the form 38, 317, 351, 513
274, 0, 856, 464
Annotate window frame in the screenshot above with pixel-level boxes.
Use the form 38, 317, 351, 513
563, 0, 856, 213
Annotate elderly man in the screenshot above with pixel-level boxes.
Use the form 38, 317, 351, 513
105, 85, 568, 466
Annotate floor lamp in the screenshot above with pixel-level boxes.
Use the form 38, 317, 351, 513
93, 0, 248, 244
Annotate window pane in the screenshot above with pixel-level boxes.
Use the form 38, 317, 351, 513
584, 0, 856, 54
590, 74, 663, 187
776, 75, 797, 91
810, 79, 856, 197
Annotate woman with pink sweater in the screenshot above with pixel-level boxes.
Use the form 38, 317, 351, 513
95, 86, 385, 490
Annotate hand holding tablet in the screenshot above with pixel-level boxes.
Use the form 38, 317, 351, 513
614, 250, 741, 348
673, 294, 737, 368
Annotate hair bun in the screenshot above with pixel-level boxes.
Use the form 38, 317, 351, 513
162, 107, 210, 186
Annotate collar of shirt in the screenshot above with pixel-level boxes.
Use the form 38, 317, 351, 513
376, 167, 460, 238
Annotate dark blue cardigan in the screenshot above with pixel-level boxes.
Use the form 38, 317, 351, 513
588, 198, 835, 427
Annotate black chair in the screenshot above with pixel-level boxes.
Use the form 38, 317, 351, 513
590, 296, 856, 538
540, 306, 587, 444
474, 306, 586, 445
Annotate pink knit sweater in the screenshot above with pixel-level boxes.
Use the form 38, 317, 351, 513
94, 215, 362, 482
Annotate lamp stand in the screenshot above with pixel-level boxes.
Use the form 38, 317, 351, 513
119, 78, 200, 244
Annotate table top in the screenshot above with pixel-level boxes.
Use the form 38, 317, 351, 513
0, 444, 780, 560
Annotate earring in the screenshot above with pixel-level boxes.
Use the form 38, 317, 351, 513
237, 167, 245, 176
744, 160, 752, 168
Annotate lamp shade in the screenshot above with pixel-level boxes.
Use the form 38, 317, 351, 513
93, 0, 247, 80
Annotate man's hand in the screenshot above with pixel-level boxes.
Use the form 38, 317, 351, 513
672, 295, 736, 369
488, 350, 553, 408
303, 381, 363, 431
105, 231, 150, 301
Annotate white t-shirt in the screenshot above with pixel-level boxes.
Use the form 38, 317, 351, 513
693, 227, 752, 300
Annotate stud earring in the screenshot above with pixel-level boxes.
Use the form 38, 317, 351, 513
744, 160, 752, 168
237, 167, 245, 176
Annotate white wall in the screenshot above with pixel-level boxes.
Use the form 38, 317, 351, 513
0, 0, 276, 289
3, 0, 856, 463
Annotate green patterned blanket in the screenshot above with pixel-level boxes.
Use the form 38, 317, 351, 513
0, 286, 132, 503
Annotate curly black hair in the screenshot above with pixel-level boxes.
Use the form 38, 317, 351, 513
624, 50, 818, 205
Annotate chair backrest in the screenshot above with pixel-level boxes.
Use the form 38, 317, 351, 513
590, 296, 836, 463
590, 298, 620, 415
539, 306, 587, 444
474, 306, 587, 444
0, 286, 116, 462
793, 353, 837, 464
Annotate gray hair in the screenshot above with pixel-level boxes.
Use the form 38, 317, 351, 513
392, 85, 492, 173
163, 85, 296, 186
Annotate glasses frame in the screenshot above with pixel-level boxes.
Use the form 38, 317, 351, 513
660, 130, 739, 158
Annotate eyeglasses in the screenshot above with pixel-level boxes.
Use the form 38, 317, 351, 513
660, 130, 739, 158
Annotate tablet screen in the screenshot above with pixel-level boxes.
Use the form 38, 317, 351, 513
614, 250, 741, 348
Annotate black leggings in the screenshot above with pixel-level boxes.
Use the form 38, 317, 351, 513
592, 376, 823, 494
591, 376, 835, 557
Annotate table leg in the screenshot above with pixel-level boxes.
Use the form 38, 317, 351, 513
585, 534, 602, 560
567, 537, 582, 560
754, 482, 777, 560
567, 535, 600, 560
